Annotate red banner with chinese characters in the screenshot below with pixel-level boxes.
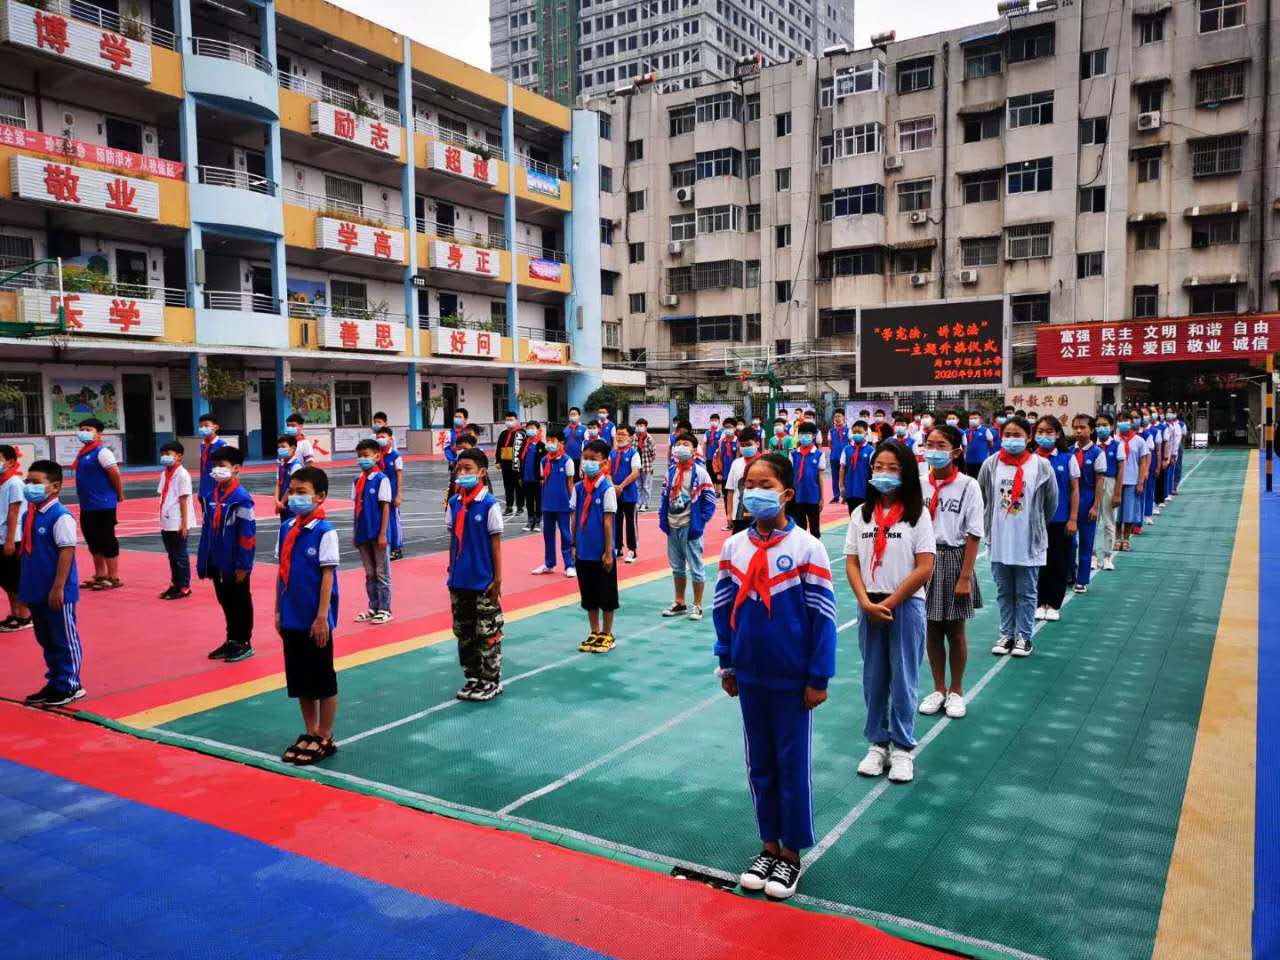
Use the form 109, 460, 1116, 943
0, 124, 183, 179
1035, 313, 1279, 378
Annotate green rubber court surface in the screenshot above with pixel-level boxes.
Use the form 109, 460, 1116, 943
141, 450, 1247, 960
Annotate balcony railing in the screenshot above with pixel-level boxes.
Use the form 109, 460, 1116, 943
282, 188, 404, 228
277, 72, 402, 126
520, 325, 568, 343
0, 261, 188, 305
417, 314, 505, 333
42, 0, 178, 50
414, 119, 507, 162
204, 290, 281, 313
288, 299, 408, 324
514, 239, 567, 263
416, 219, 506, 250
522, 156, 563, 180
0, 113, 26, 128
197, 164, 277, 195
189, 37, 272, 75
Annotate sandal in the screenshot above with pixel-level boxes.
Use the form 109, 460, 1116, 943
281, 733, 317, 763
292, 736, 337, 766
80, 577, 105, 589
92, 578, 124, 590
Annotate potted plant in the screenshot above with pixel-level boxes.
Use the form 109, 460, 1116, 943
120, 2, 147, 41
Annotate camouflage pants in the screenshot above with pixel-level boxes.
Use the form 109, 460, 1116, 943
450, 588, 504, 682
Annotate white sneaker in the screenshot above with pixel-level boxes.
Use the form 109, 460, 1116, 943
1102, 556, 1116, 571
1091, 556, 1099, 571
370, 610, 393, 624
944, 692, 967, 718
1034, 605, 1047, 621
887, 746, 915, 783
625, 551, 637, 564
1045, 607, 1061, 622
1154, 506, 1162, 515
565, 567, 577, 578
1073, 584, 1087, 594
918, 691, 946, 716
688, 604, 703, 621
354, 610, 375, 623
530, 565, 552, 575
992, 635, 1015, 656
857, 745, 889, 777
763, 858, 801, 900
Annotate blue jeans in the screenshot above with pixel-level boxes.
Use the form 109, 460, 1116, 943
991, 562, 1038, 642
665, 524, 705, 583
858, 596, 926, 751
356, 541, 391, 612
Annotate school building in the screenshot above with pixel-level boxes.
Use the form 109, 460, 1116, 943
0, 0, 604, 465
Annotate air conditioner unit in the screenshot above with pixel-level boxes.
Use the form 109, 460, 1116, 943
910, 273, 930, 287
668, 240, 684, 255
958, 269, 979, 285
884, 155, 903, 172
1137, 110, 1161, 131
908, 210, 926, 225
675, 186, 694, 204
661, 294, 680, 307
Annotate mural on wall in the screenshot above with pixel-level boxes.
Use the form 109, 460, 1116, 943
51, 378, 119, 431
291, 382, 333, 425
286, 277, 328, 318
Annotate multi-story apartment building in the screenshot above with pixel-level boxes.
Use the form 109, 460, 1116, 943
0, 0, 603, 464
491, 0, 855, 105
589, 0, 1275, 400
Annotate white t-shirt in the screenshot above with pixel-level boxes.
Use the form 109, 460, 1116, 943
40, 501, 77, 547
94, 447, 118, 469
843, 506, 936, 599
1117, 433, 1149, 487
484, 499, 505, 534
295, 437, 315, 463
921, 470, 984, 548
274, 520, 341, 566
0, 475, 26, 542
157, 466, 196, 531
989, 454, 1054, 566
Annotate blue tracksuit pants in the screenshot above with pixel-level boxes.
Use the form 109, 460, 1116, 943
738, 682, 815, 851
858, 596, 926, 751
1075, 497, 1098, 587
542, 510, 573, 569
31, 601, 82, 692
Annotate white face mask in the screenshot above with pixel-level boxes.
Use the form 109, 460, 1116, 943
211, 466, 232, 482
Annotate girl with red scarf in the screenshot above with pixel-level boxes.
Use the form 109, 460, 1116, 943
844, 441, 936, 785
0, 444, 30, 631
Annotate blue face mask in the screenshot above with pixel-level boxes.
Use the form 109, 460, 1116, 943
852, 433, 866, 443
23, 482, 47, 503
894, 426, 907, 437
545, 441, 560, 453
197, 425, 212, 438
1002, 437, 1027, 455
286, 425, 300, 436
923, 449, 953, 470
673, 446, 693, 462
1096, 426, 1112, 439
454, 417, 464, 427
456, 473, 480, 490
799, 435, 815, 448
1035, 435, 1057, 450
739, 445, 758, 458
582, 459, 602, 477
1141, 416, 1151, 426
160, 454, 175, 467
287, 494, 315, 514
357, 457, 375, 470
1117, 421, 1132, 432
869, 473, 902, 493
278, 447, 291, 459
742, 488, 783, 521
996, 416, 1007, 426
77, 430, 95, 443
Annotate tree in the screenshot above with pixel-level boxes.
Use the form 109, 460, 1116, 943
583, 385, 632, 421
516, 389, 545, 419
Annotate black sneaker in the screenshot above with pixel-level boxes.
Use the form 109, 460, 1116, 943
991, 635, 1015, 656
390, 548, 403, 561
764, 857, 801, 900
0, 615, 22, 632
24, 685, 54, 705
456, 678, 481, 700
469, 680, 503, 702
159, 587, 177, 600
223, 643, 255, 663
207, 641, 236, 660
1011, 637, 1034, 658
42, 687, 86, 707
739, 851, 778, 892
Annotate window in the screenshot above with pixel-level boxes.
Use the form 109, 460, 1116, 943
695, 91, 743, 123
776, 224, 791, 248
818, 311, 857, 336
0, 371, 42, 434
1079, 186, 1106, 213
820, 135, 834, 166
835, 60, 885, 96
672, 260, 746, 291
743, 93, 760, 121
745, 313, 761, 341
745, 260, 760, 287
963, 112, 1000, 143
897, 117, 934, 152
629, 292, 646, 313
775, 167, 791, 192
600, 165, 613, 192
1008, 25, 1054, 62
834, 122, 882, 157
696, 148, 743, 179
961, 236, 999, 267
819, 78, 834, 108
1081, 117, 1108, 145
1077, 252, 1104, 278
1010, 293, 1050, 324
1005, 223, 1053, 260
746, 150, 761, 177
1138, 14, 1165, 44
324, 174, 362, 208
626, 139, 644, 161
1008, 91, 1054, 128
669, 315, 743, 344
669, 104, 695, 135
895, 247, 933, 273
820, 184, 885, 219
628, 242, 645, 264
1133, 285, 1159, 318
697, 204, 743, 233
667, 162, 693, 189
775, 280, 791, 303
898, 178, 931, 212
1135, 147, 1162, 183
668, 266, 692, 293
1133, 223, 1161, 250
775, 111, 792, 137
961, 170, 1000, 204
1195, 62, 1246, 106
964, 46, 1001, 79
627, 189, 646, 212
330, 279, 368, 315
669, 213, 695, 242
1137, 84, 1164, 114
598, 111, 612, 139
818, 247, 884, 278
1191, 134, 1245, 176
746, 204, 761, 231
600, 218, 614, 244
1189, 284, 1238, 314
600, 270, 618, 295
1191, 216, 1242, 247
0, 88, 26, 128
1007, 157, 1053, 194
1199, 0, 1245, 33
334, 380, 372, 427
1080, 48, 1108, 79
897, 56, 933, 93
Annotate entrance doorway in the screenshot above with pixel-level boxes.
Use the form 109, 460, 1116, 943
1124, 362, 1261, 446
259, 377, 278, 458
121, 373, 154, 464
441, 382, 458, 425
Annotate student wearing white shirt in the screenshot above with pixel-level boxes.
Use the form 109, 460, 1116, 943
156, 441, 196, 600
1115, 412, 1150, 552
1069, 415, 1108, 593
917, 426, 984, 720
844, 441, 936, 784
0, 444, 30, 631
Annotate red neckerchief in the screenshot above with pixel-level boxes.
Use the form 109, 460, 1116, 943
998, 449, 1032, 514
610, 447, 629, 476
160, 465, 178, 509
795, 442, 815, 485
77, 440, 103, 461
377, 443, 390, 471
1120, 430, 1134, 459
1036, 446, 1053, 459
278, 508, 325, 587
730, 525, 789, 628
579, 473, 602, 529
928, 467, 958, 518
1075, 442, 1092, 473
872, 501, 905, 576
0, 456, 20, 486
22, 495, 55, 555
520, 433, 539, 466
452, 484, 484, 553
211, 479, 238, 531
353, 469, 372, 521
542, 449, 564, 482
200, 435, 216, 474
669, 457, 693, 502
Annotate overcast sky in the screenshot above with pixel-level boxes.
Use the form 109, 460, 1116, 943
331, 0, 1000, 71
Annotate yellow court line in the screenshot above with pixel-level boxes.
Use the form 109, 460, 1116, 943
1152, 455, 1257, 959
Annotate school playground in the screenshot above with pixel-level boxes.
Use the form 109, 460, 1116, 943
1, 448, 1276, 960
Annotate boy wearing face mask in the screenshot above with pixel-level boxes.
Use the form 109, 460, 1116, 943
723, 428, 763, 534
447, 448, 505, 701
196, 413, 226, 517
659, 431, 717, 619
19, 460, 85, 705
519, 420, 545, 532
532, 427, 577, 577
444, 407, 470, 470
275, 435, 303, 519
828, 412, 849, 503
351, 439, 393, 625
564, 407, 587, 466
596, 407, 615, 446
573, 440, 619, 652
156, 441, 194, 600
610, 425, 641, 562
788, 424, 826, 537
839, 421, 875, 515
767, 418, 794, 455
375, 426, 404, 561
963, 412, 997, 478
197, 446, 257, 662
73, 418, 125, 592
634, 418, 657, 512
285, 413, 322, 465
495, 412, 525, 517
0, 444, 30, 632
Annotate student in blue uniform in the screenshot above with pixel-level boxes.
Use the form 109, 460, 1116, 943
275, 465, 340, 766
1093, 413, 1121, 571
963, 412, 997, 479
375, 426, 404, 561
74, 417, 125, 592
1033, 416, 1079, 622
1115, 411, 1149, 551
714, 418, 739, 529
595, 404, 616, 445
19, 460, 83, 706
197, 445, 257, 662
1069, 414, 1107, 593
519, 420, 545, 532
573, 440, 618, 652
0, 445, 30, 632
704, 413, 723, 488
610, 424, 641, 562
714, 453, 836, 902
839, 420, 875, 515
443, 407, 470, 469
827, 411, 849, 503
1139, 410, 1160, 530
890, 413, 914, 456
274, 434, 303, 518
532, 427, 577, 577
787, 421, 826, 537
351, 438, 392, 625
196, 412, 227, 516
447, 448, 506, 702
564, 406, 587, 467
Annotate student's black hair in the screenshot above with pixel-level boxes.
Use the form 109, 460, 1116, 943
861, 441, 924, 525
852, 419, 869, 431
797, 420, 817, 435
78, 417, 105, 431
709, 412, 721, 421
160, 440, 185, 455
569, 406, 581, 414
873, 408, 886, 415
278, 434, 297, 447
355, 438, 381, 455
28, 459, 62, 483
926, 424, 965, 470
198, 412, 218, 425
455, 407, 469, 418
1072, 412, 1097, 430
525, 419, 541, 429
1095, 412, 1115, 427
372, 411, 388, 422
1001, 415, 1034, 439
1014, 409, 1027, 418
291, 465, 329, 496
635, 417, 649, 427
0, 443, 16, 461
457, 447, 488, 470
945, 410, 965, 422
673, 430, 698, 447
286, 412, 305, 425
585, 419, 600, 430
547, 426, 566, 441
212, 445, 243, 466
614, 422, 632, 434
892, 412, 910, 424
737, 427, 759, 445
1034, 415, 1070, 452
773, 416, 787, 425
723, 416, 737, 426
747, 452, 794, 489
375, 425, 394, 436
582, 439, 611, 457
504, 410, 519, 419
457, 433, 478, 447
970, 409, 985, 418
677, 419, 693, 432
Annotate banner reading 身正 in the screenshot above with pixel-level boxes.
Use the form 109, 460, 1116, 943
857, 298, 1007, 391
1035, 314, 1278, 378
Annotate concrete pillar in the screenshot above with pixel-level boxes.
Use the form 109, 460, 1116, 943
274, 356, 291, 426
259, 0, 277, 67
503, 82, 519, 406
400, 40, 423, 428
190, 352, 206, 426
565, 110, 602, 408
406, 363, 421, 429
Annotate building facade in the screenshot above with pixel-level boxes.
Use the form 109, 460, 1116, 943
491, 0, 856, 105
0, 0, 603, 464
588, 0, 1276, 404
